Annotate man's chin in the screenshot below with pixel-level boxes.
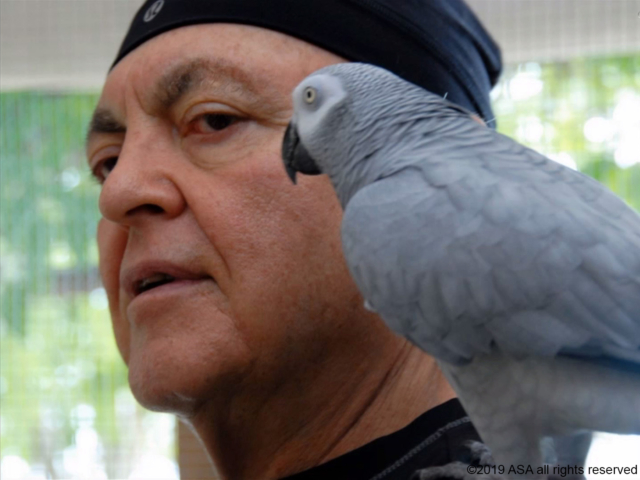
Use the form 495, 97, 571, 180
127, 359, 210, 416
125, 334, 251, 416
130, 382, 202, 417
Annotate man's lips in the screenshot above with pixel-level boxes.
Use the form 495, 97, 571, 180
122, 262, 213, 299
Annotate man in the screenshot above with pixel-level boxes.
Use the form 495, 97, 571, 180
85, 1, 501, 478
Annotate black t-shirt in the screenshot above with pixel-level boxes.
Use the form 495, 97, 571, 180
281, 399, 481, 480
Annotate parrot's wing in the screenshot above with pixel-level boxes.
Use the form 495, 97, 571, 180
341, 124, 640, 367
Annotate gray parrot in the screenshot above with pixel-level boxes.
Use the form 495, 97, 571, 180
281, 62, 640, 479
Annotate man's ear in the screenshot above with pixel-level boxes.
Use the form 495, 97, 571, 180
470, 114, 486, 126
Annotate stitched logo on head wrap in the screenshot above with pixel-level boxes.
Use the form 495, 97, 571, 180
143, 0, 164, 22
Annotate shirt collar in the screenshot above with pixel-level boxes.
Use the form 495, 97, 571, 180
281, 399, 478, 480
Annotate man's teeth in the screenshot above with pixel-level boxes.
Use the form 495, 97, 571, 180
138, 273, 176, 292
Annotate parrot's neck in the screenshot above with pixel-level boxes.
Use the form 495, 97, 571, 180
331, 117, 456, 210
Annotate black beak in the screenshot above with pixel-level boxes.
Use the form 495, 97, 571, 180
281, 122, 321, 185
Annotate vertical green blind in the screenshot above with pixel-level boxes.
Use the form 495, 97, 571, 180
1, 92, 179, 479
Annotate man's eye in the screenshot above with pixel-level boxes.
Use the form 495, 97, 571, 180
206, 114, 236, 130
93, 157, 118, 183
193, 113, 239, 133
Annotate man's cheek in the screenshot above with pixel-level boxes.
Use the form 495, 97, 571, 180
97, 218, 131, 363
97, 218, 127, 293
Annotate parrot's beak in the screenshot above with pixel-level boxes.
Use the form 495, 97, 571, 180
281, 121, 321, 185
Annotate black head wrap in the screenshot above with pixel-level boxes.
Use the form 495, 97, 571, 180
112, 0, 502, 127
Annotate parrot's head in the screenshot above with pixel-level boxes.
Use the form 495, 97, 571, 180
281, 65, 350, 185
282, 62, 474, 192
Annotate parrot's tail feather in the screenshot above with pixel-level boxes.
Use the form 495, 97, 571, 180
570, 355, 640, 374
541, 357, 640, 436
440, 351, 640, 473
559, 346, 640, 374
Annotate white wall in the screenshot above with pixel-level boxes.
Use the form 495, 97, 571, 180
1, 0, 639, 91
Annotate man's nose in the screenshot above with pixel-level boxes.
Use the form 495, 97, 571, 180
98, 137, 186, 225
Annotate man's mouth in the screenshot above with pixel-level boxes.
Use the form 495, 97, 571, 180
123, 262, 213, 300
134, 273, 176, 295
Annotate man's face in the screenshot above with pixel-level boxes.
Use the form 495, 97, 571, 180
87, 24, 367, 414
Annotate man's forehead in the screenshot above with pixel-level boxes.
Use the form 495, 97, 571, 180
98, 23, 344, 108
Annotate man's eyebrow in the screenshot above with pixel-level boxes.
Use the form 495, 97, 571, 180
86, 108, 126, 149
155, 57, 262, 112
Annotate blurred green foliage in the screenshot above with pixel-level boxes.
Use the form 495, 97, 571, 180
494, 55, 640, 210
1, 54, 638, 477
1, 93, 145, 478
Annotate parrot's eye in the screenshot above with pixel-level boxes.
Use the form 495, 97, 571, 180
303, 87, 317, 104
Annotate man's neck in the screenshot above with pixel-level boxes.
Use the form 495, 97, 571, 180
318, 344, 456, 465
183, 338, 456, 479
